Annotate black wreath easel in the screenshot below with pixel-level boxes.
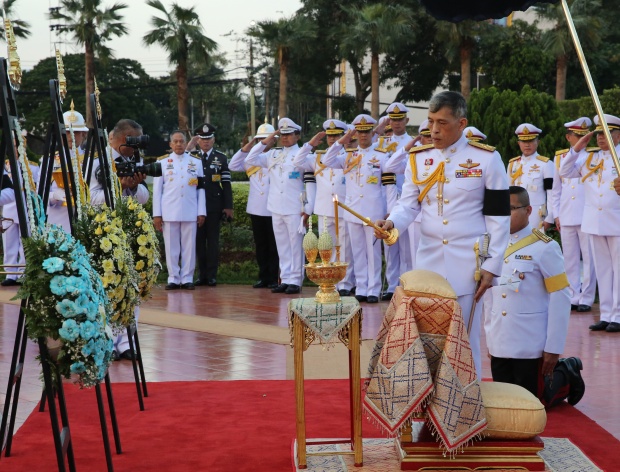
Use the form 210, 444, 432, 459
0, 70, 122, 472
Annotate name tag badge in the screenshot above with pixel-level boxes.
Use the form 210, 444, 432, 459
529, 184, 538, 191
166, 164, 174, 170
455, 169, 482, 178
212, 174, 221, 182
289, 171, 300, 179
366, 175, 378, 185
514, 255, 532, 260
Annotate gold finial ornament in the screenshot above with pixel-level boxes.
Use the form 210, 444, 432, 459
302, 217, 319, 265
4, 17, 21, 90
94, 76, 102, 120
68, 99, 78, 123
56, 49, 67, 101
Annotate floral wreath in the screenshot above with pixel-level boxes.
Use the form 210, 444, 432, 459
114, 197, 160, 300
74, 203, 139, 333
18, 225, 114, 388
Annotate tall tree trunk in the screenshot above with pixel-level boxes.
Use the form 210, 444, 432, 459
371, 52, 380, 119
349, 58, 366, 113
177, 57, 189, 132
556, 54, 568, 102
460, 43, 471, 100
278, 57, 288, 119
84, 42, 95, 128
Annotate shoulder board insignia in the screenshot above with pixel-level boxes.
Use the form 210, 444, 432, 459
272, 147, 283, 151
30, 161, 39, 167
157, 154, 169, 161
315, 150, 326, 156
345, 147, 358, 152
536, 155, 550, 163
409, 143, 434, 154
509, 156, 521, 163
533, 228, 552, 243
467, 141, 495, 152
555, 149, 569, 156
586, 147, 601, 152
374, 146, 387, 153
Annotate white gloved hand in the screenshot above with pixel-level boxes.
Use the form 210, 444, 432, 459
50, 189, 67, 204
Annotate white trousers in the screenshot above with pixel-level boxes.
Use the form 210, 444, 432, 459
589, 235, 620, 323
459, 293, 482, 380
318, 215, 355, 290
384, 238, 400, 293
163, 221, 197, 284
347, 221, 381, 297
2, 222, 23, 280
272, 213, 303, 286
399, 222, 416, 275
561, 225, 596, 306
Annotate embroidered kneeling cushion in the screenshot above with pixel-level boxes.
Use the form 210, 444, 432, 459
480, 381, 547, 439
399, 270, 457, 300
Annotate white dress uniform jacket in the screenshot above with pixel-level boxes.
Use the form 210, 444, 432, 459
485, 226, 571, 359
152, 153, 206, 220
42, 152, 77, 231
229, 150, 271, 217
507, 153, 555, 228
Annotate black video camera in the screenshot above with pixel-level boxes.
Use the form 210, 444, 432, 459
116, 134, 163, 178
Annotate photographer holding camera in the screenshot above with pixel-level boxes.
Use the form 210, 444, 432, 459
186, 123, 233, 287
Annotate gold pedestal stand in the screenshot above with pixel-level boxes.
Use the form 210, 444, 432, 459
305, 261, 349, 303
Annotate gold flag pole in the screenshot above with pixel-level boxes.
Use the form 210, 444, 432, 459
561, 0, 620, 173
335, 199, 399, 246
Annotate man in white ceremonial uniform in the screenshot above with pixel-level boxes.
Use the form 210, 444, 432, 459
507, 124, 555, 231
559, 114, 620, 333
322, 114, 397, 303
551, 118, 596, 313
245, 117, 309, 295
2, 152, 39, 286
485, 185, 584, 407
293, 119, 355, 295
375, 91, 510, 377
153, 131, 206, 290
378, 103, 413, 301
229, 123, 279, 289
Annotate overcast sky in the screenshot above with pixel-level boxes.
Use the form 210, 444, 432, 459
9, 0, 301, 78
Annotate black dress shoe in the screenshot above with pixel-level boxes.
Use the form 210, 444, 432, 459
350, 286, 356, 295
367, 296, 379, 303
253, 281, 267, 288
119, 349, 136, 361
570, 304, 579, 311
165, 283, 180, 290
181, 283, 195, 290
589, 320, 609, 331
285, 284, 301, 294
338, 289, 351, 296
355, 295, 367, 302
576, 305, 592, 313
267, 282, 279, 289
194, 279, 208, 286
271, 283, 289, 293
112, 350, 120, 361
381, 292, 393, 301
560, 357, 585, 405
207, 279, 217, 287
1, 278, 18, 287
606, 321, 620, 332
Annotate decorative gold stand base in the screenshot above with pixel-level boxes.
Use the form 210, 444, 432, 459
305, 262, 349, 304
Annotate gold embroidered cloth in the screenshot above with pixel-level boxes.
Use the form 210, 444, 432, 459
364, 287, 487, 452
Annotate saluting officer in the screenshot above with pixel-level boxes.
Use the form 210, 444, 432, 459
551, 118, 596, 313
293, 119, 355, 296
485, 185, 584, 407
322, 114, 397, 303
153, 131, 206, 290
228, 123, 279, 290
375, 91, 510, 378
559, 114, 620, 333
507, 124, 555, 231
188, 124, 233, 287
245, 117, 309, 295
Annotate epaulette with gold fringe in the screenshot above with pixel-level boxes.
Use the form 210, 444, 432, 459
536, 155, 550, 163
157, 154, 169, 161
345, 147, 358, 152
586, 147, 601, 152
533, 228, 552, 243
467, 141, 495, 152
409, 143, 434, 154
509, 156, 521, 163
555, 149, 569, 156
315, 150, 326, 156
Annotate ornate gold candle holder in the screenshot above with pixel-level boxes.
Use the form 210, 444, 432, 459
305, 262, 349, 304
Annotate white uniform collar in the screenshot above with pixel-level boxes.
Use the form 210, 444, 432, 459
521, 152, 537, 161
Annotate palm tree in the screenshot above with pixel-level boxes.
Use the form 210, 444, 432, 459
248, 16, 316, 120
536, 0, 601, 101
143, 0, 217, 132
1, 0, 31, 38
49, 0, 128, 126
435, 20, 488, 101
340, 4, 412, 118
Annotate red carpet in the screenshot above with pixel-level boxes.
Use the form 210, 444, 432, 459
2, 380, 616, 471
